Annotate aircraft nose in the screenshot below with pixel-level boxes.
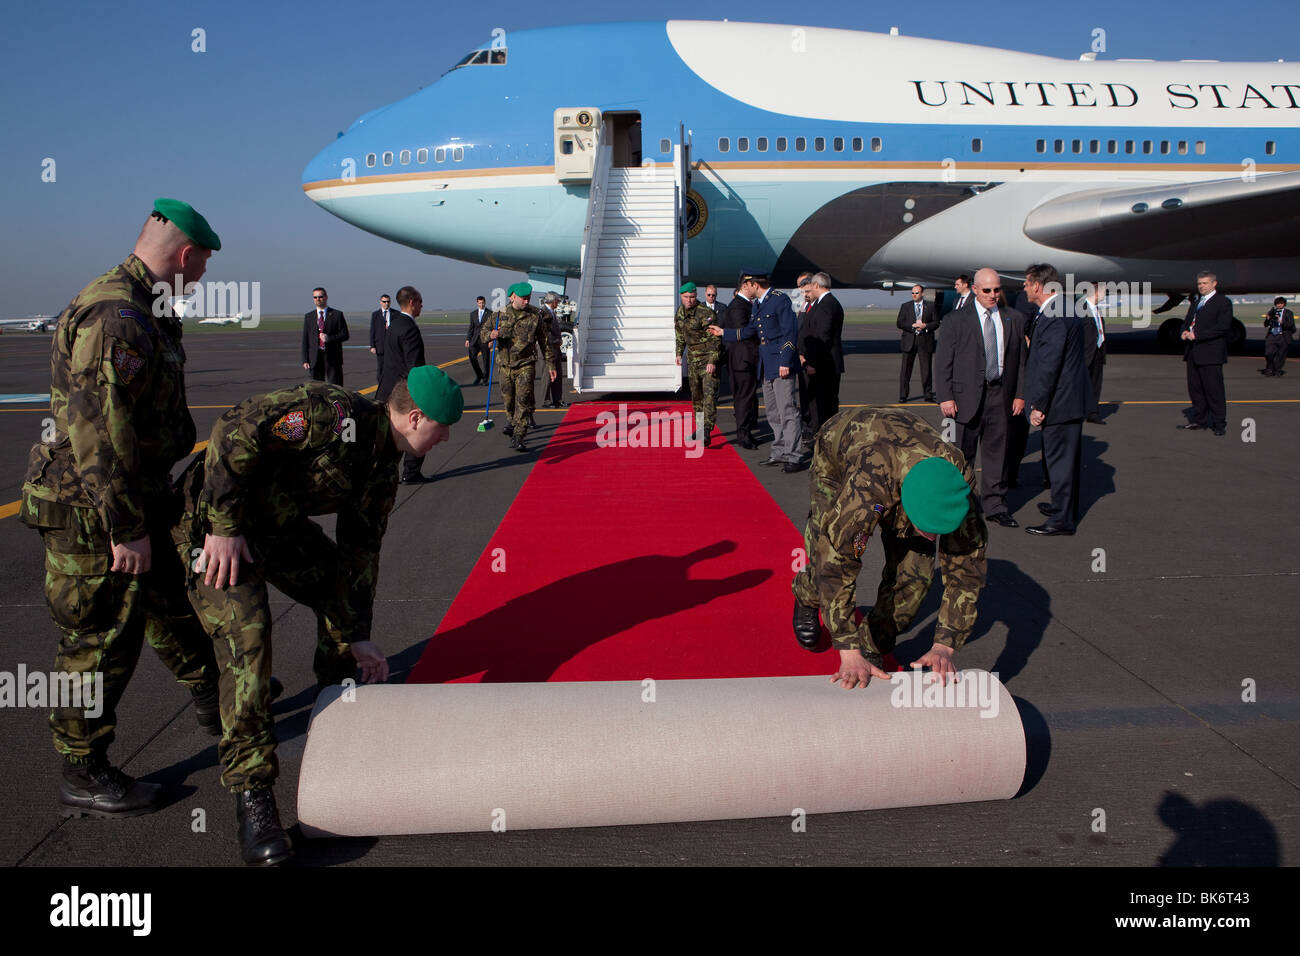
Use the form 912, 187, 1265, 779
302, 136, 351, 202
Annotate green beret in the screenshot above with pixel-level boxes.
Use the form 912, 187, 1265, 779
406, 365, 463, 425
506, 282, 532, 298
153, 198, 221, 251
900, 457, 971, 535
679, 282, 697, 294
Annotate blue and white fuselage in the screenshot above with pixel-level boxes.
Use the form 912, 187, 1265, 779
302, 20, 1300, 293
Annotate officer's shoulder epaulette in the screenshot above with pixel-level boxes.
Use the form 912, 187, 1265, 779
770, 289, 789, 298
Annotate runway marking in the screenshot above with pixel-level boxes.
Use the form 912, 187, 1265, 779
0, 394, 50, 404
0, 359, 467, 521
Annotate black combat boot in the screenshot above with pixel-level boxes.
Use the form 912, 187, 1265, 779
792, 598, 821, 650
60, 757, 163, 818
192, 683, 221, 736
235, 787, 294, 866
502, 423, 514, 438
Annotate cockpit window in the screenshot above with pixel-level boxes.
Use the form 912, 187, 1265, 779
449, 48, 506, 71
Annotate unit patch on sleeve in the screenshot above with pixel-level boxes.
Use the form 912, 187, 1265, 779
271, 410, 308, 442
332, 401, 348, 435
118, 308, 154, 334
111, 343, 146, 384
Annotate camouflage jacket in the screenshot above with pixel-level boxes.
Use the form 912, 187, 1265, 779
675, 303, 721, 365
21, 255, 196, 543
810, 406, 987, 651
479, 304, 557, 371
180, 383, 401, 645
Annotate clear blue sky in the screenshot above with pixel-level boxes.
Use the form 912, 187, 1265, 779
1, 0, 1296, 317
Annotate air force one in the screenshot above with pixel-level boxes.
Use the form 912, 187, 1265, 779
302, 20, 1299, 390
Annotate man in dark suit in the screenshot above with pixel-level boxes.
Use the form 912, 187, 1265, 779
946, 274, 973, 316
1177, 271, 1234, 436
897, 284, 939, 402
718, 277, 760, 448
301, 287, 348, 385
935, 267, 1027, 527
465, 296, 491, 386
377, 286, 433, 483
540, 293, 568, 408
369, 293, 393, 384
1022, 264, 1093, 535
1082, 283, 1107, 424
1263, 296, 1295, 377
797, 272, 845, 438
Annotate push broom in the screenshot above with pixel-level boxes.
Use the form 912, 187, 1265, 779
477, 315, 499, 432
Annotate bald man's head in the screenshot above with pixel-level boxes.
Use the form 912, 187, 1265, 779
134, 214, 211, 287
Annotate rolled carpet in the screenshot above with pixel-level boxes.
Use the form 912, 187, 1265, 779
298, 671, 1025, 837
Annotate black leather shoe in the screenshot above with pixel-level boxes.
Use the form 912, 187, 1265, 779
235, 787, 294, 866
782, 460, 805, 474
792, 599, 820, 650
1026, 524, 1074, 536
758, 456, 782, 467
514, 437, 529, 453
1038, 502, 1056, 516
502, 424, 515, 437
898, 395, 909, 403
1212, 426, 1226, 436
1087, 416, 1105, 425
193, 683, 221, 736
527, 415, 538, 427
988, 512, 1019, 528
60, 759, 163, 818
401, 473, 436, 485
1176, 422, 1205, 430
925, 393, 938, 403
737, 437, 756, 449
556, 400, 569, 408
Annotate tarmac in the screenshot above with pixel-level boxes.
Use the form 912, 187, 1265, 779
0, 320, 1296, 867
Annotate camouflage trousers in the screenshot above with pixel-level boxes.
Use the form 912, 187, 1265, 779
20, 494, 217, 763
686, 361, 719, 440
173, 515, 357, 792
500, 363, 537, 439
790, 469, 934, 658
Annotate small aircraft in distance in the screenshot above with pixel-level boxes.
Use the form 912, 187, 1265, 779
0, 315, 55, 333
196, 315, 244, 326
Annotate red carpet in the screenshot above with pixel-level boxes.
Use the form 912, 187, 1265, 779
408, 402, 841, 683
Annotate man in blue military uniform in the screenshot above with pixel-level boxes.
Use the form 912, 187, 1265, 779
709, 270, 804, 472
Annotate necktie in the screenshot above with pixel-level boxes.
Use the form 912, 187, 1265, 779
318, 311, 325, 332
983, 309, 999, 381
1094, 305, 1104, 346
384, 309, 389, 329
915, 302, 921, 320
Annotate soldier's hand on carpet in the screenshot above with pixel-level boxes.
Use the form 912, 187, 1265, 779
110, 537, 152, 575
912, 643, 957, 684
830, 649, 891, 690
202, 533, 253, 590
352, 642, 390, 683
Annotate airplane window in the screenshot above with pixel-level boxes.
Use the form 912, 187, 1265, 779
382, 151, 394, 166
777, 137, 788, 151
1124, 140, 1135, 154
1035, 139, 1045, 153
833, 137, 844, 152
366, 153, 377, 168
490, 50, 506, 64
871, 137, 882, 152
453, 146, 464, 161
1071, 139, 1081, 153
971, 138, 982, 153
1053, 139, 1063, 153
718, 137, 729, 152
1195, 141, 1205, 154
814, 137, 826, 151
757, 137, 768, 152
435, 147, 446, 162
561, 140, 573, 155
1266, 140, 1277, 155
399, 149, 411, 165
451, 48, 505, 70
1160, 141, 1170, 154
1089, 140, 1099, 153
738, 137, 749, 152
454, 52, 476, 67
1107, 140, 1117, 153
660, 138, 670, 154
795, 137, 807, 152
852, 137, 863, 151
470, 51, 489, 65
417, 148, 428, 164
1142, 140, 1152, 154
1177, 140, 1188, 154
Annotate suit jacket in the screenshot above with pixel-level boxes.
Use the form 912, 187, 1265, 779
798, 292, 845, 375
934, 300, 1027, 426
897, 300, 939, 353
302, 308, 349, 367
718, 295, 758, 370
1024, 295, 1092, 423
370, 308, 395, 356
376, 311, 426, 402
723, 290, 798, 381
1082, 299, 1107, 368
944, 292, 973, 317
1180, 292, 1233, 366
1266, 307, 1296, 344
466, 308, 490, 346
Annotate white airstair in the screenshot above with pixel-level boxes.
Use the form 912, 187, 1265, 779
572, 141, 690, 393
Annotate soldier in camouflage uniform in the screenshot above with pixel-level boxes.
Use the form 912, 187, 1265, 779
674, 282, 721, 447
18, 199, 221, 818
479, 282, 557, 452
790, 407, 987, 689
172, 366, 462, 864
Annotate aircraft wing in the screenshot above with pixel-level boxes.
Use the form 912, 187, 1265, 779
1023, 171, 1300, 260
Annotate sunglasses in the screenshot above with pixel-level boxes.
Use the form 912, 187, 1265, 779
979, 287, 1002, 293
